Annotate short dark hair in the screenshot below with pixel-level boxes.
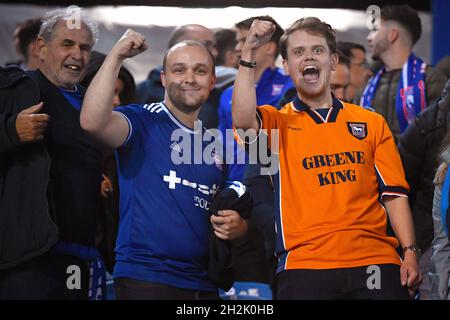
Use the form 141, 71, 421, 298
336, 49, 350, 68
16, 18, 42, 60
214, 28, 236, 66
381, 4, 422, 45
336, 41, 366, 60
162, 40, 216, 76
280, 17, 336, 60
236, 15, 284, 58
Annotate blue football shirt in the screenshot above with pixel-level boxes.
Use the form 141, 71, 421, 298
113, 102, 226, 291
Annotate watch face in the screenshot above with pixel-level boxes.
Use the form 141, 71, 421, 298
404, 244, 421, 257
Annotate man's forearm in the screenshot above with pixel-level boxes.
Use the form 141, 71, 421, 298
232, 47, 258, 131
232, 49, 258, 129
81, 54, 123, 133
385, 196, 417, 248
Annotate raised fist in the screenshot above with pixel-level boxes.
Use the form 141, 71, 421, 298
243, 19, 276, 52
111, 29, 148, 60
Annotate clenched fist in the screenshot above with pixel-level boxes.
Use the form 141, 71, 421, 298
243, 19, 276, 52
15, 102, 49, 142
111, 29, 148, 61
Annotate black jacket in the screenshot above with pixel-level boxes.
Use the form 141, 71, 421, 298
356, 66, 447, 141
398, 79, 450, 251
208, 184, 252, 291
0, 66, 58, 269
27, 70, 103, 248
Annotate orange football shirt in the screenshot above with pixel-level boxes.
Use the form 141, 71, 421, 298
254, 95, 408, 272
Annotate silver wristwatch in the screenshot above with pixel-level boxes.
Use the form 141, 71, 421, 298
403, 244, 422, 258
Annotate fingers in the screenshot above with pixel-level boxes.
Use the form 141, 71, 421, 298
400, 265, 408, 286
407, 269, 422, 288
130, 31, 146, 49
31, 113, 50, 122
400, 263, 422, 289
213, 229, 229, 240
252, 20, 275, 38
210, 210, 237, 224
117, 29, 147, 58
16, 108, 49, 142
211, 220, 232, 240
210, 215, 229, 226
210, 210, 247, 240
243, 19, 276, 52
20, 102, 44, 114
100, 180, 111, 198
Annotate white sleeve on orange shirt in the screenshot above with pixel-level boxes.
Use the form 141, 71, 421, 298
373, 115, 410, 201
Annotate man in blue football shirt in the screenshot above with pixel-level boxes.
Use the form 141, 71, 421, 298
81, 29, 248, 299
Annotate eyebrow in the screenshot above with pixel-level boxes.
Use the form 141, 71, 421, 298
61, 38, 92, 48
171, 62, 210, 69
62, 39, 75, 45
291, 44, 325, 50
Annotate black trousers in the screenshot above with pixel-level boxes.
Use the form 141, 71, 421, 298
276, 264, 409, 300
0, 251, 90, 300
114, 277, 219, 300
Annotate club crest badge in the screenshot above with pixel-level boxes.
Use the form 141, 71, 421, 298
347, 122, 367, 140
271, 84, 284, 96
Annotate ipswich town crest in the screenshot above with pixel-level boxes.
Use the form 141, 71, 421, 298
347, 122, 367, 140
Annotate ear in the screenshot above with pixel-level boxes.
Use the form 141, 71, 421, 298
209, 74, 216, 92
160, 70, 166, 88
225, 50, 237, 68
282, 58, 289, 75
265, 42, 277, 57
330, 53, 338, 72
36, 37, 47, 61
388, 28, 399, 44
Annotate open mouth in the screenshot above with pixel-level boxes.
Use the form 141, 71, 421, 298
302, 65, 320, 84
64, 64, 81, 72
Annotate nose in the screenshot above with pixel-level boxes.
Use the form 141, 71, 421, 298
184, 69, 195, 84
304, 48, 315, 61
235, 41, 243, 54
71, 45, 83, 61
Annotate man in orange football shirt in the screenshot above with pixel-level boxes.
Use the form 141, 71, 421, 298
231, 17, 422, 299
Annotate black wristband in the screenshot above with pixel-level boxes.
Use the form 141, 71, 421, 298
239, 59, 256, 69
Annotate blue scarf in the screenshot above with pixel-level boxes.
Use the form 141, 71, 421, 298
360, 53, 427, 132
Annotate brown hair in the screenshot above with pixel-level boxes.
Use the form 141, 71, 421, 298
279, 17, 336, 60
